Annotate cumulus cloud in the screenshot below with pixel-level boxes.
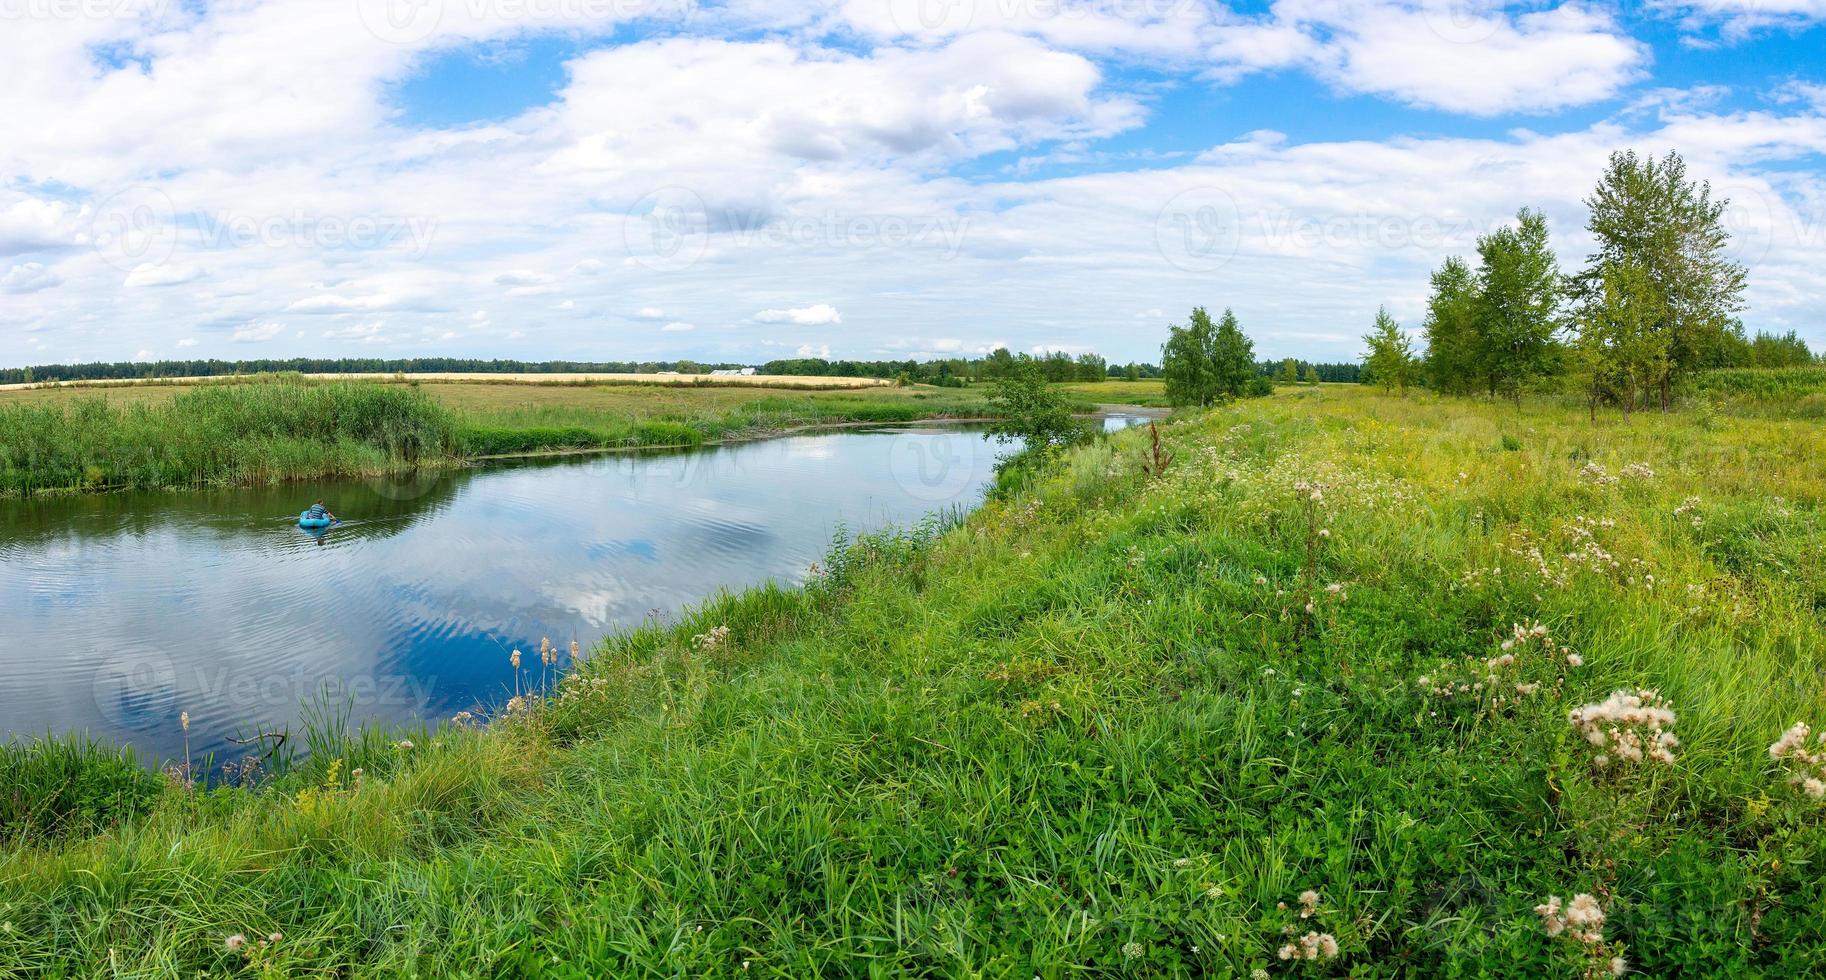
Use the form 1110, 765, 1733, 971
1, 262, 61, 294
661, 321, 696, 332
755, 304, 843, 325
231, 322, 285, 343
123, 263, 203, 288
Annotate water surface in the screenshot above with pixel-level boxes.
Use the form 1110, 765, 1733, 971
0, 418, 1146, 762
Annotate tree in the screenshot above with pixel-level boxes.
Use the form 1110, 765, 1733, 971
1474, 208, 1564, 405
1162, 307, 1219, 407
987, 362, 1091, 466
1571, 260, 1668, 418
1280, 357, 1300, 385
1163, 306, 1256, 407
1211, 309, 1257, 399
1302, 365, 1320, 385
1420, 256, 1480, 395
1576, 150, 1747, 409
1363, 307, 1418, 395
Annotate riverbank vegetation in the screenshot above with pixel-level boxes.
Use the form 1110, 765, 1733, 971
6, 384, 1824, 974
0, 376, 1018, 495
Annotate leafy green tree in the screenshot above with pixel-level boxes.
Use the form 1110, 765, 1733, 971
1162, 307, 1220, 407
1280, 358, 1300, 385
1576, 150, 1747, 409
1162, 307, 1256, 407
1420, 256, 1480, 395
1571, 260, 1668, 417
1474, 208, 1564, 405
1363, 307, 1418, 395
1302, 364, 1320, 385
1211, 309, 1257, 399
987, 362, 1091, 460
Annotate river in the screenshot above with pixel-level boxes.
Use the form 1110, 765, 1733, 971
0, 416, 1149, 763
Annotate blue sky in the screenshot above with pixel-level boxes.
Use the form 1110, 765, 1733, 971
1, 0, 1823, 366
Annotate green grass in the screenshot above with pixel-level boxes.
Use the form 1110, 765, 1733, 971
6, 387, 1825, 975
0, 377, 1018, 495
1691, 365, 1826, 419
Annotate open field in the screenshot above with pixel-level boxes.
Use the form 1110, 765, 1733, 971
6, 386, 1826, 974
0, 372, 891, 395
0, 377, 1011, 495
1062, 378, 1171, 406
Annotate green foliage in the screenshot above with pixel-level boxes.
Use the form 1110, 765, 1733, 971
1162, 307, 1256, 407
0, 378, 458, 495
6, 389, 1826, 975
1474, 208, 1565, 403
1, 735, 164, 842
1575, 149, 1749, 407
1421, 255, 1480, 394
1362, 306, 1418, 394
987, 364, 1094, 478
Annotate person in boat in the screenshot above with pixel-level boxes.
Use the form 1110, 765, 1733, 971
307, 500, 337, 523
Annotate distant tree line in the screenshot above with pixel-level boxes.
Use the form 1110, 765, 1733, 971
1257, 358, 1362, 384
763, 349, 1111, 385
1369, 149, 1818, 413
0, 357, 751, 387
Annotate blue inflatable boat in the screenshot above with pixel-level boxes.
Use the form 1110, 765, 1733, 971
299, 511, 336, 530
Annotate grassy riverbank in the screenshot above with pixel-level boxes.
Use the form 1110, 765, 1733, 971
6, 387, 1826, 975
0, 376, 1006, 495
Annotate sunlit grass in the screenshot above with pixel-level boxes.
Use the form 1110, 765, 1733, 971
4, 387, 1823, 975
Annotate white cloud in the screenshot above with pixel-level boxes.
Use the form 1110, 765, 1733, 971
133, 349, 155, 361
177, 338, 198, 348
796, 343, 833, 358
634, 307, 667, 319
661, 321, 696, 332
1, 262, 61, 294
754, 304, 843, 325
123, 263, 203, 288
231, 322, 285, 343
322, 320, 387, 342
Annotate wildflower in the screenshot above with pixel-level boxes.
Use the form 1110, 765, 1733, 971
268, 932, 282, 944
1566, 654, 1584, 667
1611, 955, 1628, 976
511, 649, 522, 670
396, 739, 414, 750
1298, 889, 1320, 918
226, 934, 247, 952
1173, 857, 1192, 868
1255, 575, 1269, 586
1122, 941, 1143, 959
1251, 971, 1270, 980
1568, 690, 1677, 767
1317, 529, 1330, 539
180, 711, 189, 733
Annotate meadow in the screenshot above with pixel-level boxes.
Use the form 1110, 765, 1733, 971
0, 376, 1006, 495
4, 385, 1824, 975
